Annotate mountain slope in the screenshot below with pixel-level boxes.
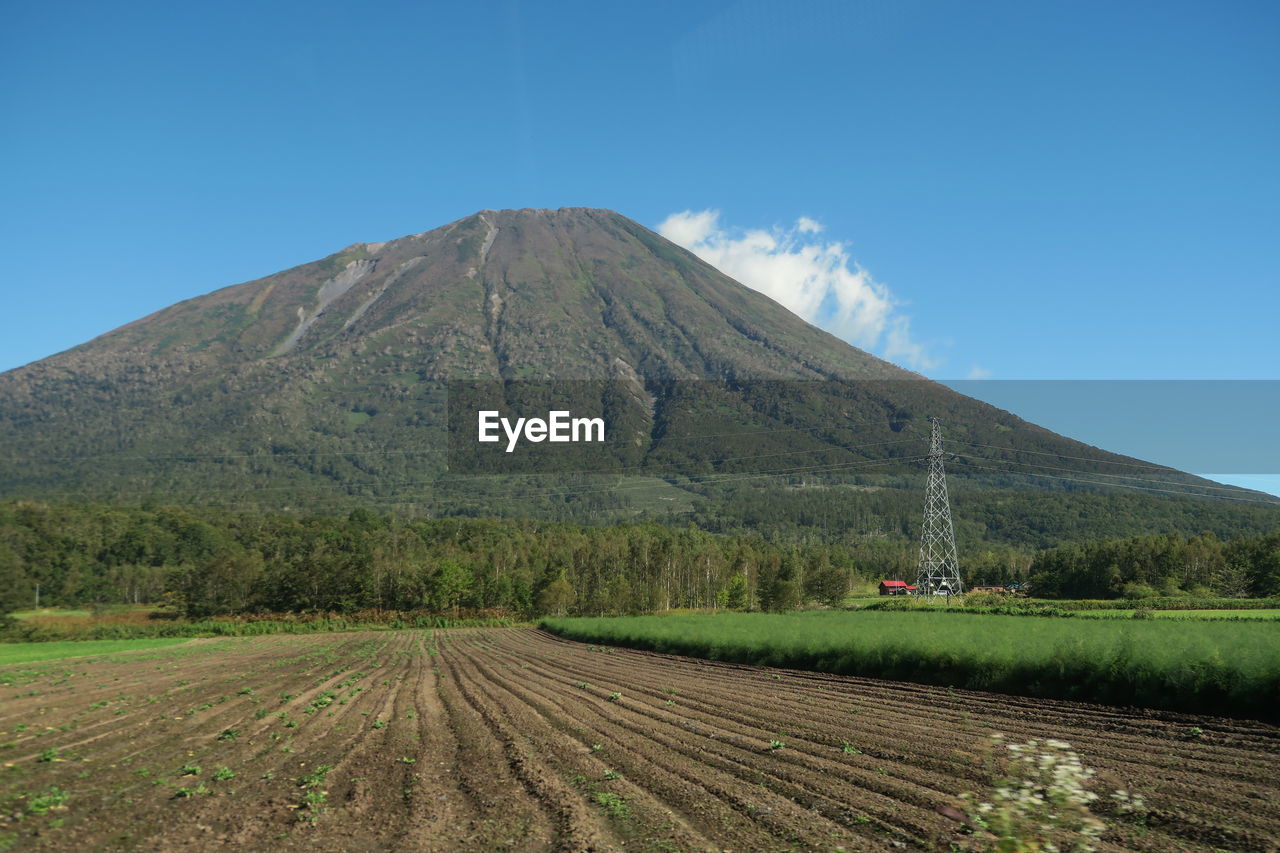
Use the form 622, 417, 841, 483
0, 208, 1268, 521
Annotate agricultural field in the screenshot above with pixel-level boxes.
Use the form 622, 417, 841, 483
541, 611, 1280, 719
0, 629, 1278, 851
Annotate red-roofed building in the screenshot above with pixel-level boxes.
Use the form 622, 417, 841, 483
879, 580, 916, 596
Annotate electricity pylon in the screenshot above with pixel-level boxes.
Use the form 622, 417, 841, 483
916, 417, 962, 598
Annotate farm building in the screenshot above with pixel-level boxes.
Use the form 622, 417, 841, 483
878, 580, 917, 596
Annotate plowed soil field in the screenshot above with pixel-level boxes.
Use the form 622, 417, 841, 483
1, 628, 1277, 852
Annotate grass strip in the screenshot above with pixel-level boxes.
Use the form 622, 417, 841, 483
0, 637, 192, 665
541, 610, 1280, 720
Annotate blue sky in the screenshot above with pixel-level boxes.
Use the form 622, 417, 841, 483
1, 1, 1276, 492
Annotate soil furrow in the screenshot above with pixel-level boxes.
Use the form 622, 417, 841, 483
2, 627, 1277, 852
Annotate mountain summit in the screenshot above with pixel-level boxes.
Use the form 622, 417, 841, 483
0, 208, 1248, 516
25, 208, 914, 380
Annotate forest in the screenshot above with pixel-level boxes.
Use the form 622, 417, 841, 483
1027, 530, 1280, 600
1, 500, 1277, 620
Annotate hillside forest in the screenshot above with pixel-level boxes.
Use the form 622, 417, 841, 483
1, 501, 1277, 620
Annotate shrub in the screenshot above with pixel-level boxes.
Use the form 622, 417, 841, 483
962, 735, 1108, 850
1122, 583, 1159, 601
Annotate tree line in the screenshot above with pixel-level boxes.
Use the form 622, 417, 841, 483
0, 502, 881, 618
1028, 530, 1280, 599
0, 501, 1276, 619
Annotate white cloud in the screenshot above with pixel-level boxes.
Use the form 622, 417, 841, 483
656, 209, 939, 371
967, 365, 993, 379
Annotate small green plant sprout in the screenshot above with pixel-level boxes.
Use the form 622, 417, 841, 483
1185, 726, 1205, 739
297, 764, 333, 789
179, 763, 201, 776
397, 756, 416, 764
371, 718, 388, 729
665, 699, 676, 707
36, 747, 59, 763
961, 734, 1110, 852
298, 788, 327, 822
608, 692, 622, 702
591, 743, 603, 752
576, 682, 589, 689
768, 739, 785, 751
216, 728, 240, 741
236, 687, 254, 696
603, 769, 622, 780
212, 766, 235, 781
594, 791, 630, 818
841, 741, 862, 755
295, 764, 333, 823
26, 786, 69, 815
172, 783, 212, 798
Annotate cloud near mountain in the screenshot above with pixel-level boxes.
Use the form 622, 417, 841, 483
657, 210, 938, 371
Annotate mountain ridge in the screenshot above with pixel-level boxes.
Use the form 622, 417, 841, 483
0, 208, 1270, 522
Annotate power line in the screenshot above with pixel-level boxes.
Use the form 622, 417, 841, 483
951, 440, 1186, 472
443, 455, 931, 503
360, 453, 928, 508
950, 458, 1280, 505
13, 415, 922, 465
951, 451, 1266, 497
32, 455, 927, 509
23, 441, 931, 500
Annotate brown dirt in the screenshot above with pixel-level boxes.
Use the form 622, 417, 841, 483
0, 628, 1276, 851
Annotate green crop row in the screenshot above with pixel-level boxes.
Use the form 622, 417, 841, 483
540, 610, 1280, 720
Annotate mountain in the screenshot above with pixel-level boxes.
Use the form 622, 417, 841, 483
0, 208, 1273, 534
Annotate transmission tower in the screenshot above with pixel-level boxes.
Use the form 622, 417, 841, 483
916, 417, 962, 598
